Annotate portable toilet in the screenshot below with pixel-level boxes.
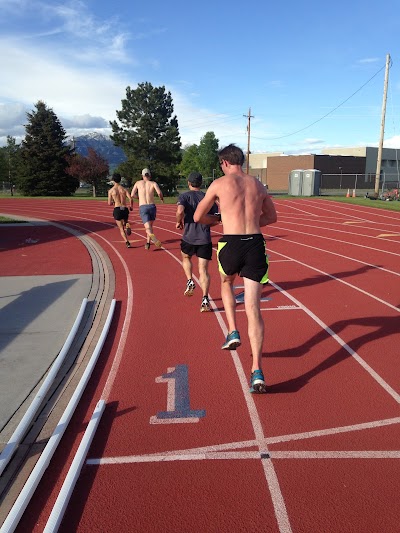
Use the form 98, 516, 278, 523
302, 169, 321, 196
288, 169, 303, 196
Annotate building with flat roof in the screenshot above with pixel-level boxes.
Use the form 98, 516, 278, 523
246, 147, 400, 192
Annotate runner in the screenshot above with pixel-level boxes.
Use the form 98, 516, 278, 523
107, 173, 133, 248
176, 171, 220, 312
194, 144, 277, 393
131, 168, 164, 250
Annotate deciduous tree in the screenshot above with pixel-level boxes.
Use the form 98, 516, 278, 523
179, 144, 200, 180
67, 148, 109, 197
198, 132, 220, 179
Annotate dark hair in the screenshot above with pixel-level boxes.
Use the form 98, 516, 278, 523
218, 144, 245, 166
112, 172, 121, 183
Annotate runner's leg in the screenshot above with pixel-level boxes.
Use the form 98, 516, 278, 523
220, 273, 237, 333
243, 277, 264, 372
198, 257, 210, 297
181, 251, 193, 281
116, 220, 128, 242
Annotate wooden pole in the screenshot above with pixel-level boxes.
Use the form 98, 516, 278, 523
244, 108, 254, 174
375, 54, 391, 196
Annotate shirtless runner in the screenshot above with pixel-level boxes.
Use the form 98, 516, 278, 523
107, 172, 133, 248
131, 168, 164, 250
194, 144, 277, 393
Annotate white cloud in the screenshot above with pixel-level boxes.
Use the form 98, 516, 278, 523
357, 57, 380, 64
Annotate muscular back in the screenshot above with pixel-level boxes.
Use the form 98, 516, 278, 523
215, 174, 267, 234
109, 184, 130, 207
133, 179, 162, 206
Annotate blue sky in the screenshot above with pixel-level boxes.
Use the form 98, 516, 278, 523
1, 0, 400, 154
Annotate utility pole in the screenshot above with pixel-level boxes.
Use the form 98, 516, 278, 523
375, 53, 391, 196
244, 108, 254, 174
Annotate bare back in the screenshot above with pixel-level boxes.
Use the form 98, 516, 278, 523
194, 167, 276, 234
108, 184, 130, 207
215, 173, 267, 234
132, 179, 162, 206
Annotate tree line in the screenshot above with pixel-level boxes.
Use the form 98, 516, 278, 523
0, 82, 223, 197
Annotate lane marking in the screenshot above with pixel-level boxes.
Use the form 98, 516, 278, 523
150, 365, 206, 424
87, 449, 400, 465
271, 250, 400, 310
88, 416, 400, 464
269, 280, 400, 404
343, 221, 370, 224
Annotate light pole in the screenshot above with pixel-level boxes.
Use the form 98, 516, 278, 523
339, 167, 342, 190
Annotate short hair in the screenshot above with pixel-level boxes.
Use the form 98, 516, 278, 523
218, 144, 245, 166
112, 172, 121, 183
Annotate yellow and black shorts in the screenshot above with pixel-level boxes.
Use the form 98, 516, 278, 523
217, 234, 269, 284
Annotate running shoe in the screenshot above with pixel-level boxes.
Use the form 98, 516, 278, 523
145, 242, 151, 250
184, 279, 195, 296
125, 241, 131, 248
125, 223, 131, 236
200, 296, 211, 312
149, 233, 162, 248
221, 330, 241, 350
249, 369, 267, 394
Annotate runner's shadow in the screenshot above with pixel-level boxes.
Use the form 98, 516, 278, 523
275, 264, 381, 292
265, 314, 399, 393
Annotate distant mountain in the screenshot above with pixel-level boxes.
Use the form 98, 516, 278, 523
74, 133, 126, 170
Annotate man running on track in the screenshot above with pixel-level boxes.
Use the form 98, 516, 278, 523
131, 168, 164, 250
108, 172, 133, 248
193, 144, 277, 393
176, 171, 220, 312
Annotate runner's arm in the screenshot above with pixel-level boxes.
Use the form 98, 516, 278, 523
107, 188, 114, 206
154, 182, 164, 203
125, 188, 133, 209
176, 204, 184, 229
193, 182, 219, 224
259, 194, 277, 227
131, 182, 138, 199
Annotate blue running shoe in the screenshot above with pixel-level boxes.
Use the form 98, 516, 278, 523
221, 330, 241, 350
249, 369, 267, 394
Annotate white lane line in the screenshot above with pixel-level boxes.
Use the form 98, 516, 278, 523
272, 451, 400, 459
88, 416, 400, 464
293, 199, 400, 224
270, 223, 400, 259
269, 280, 400, 404
266, 417, 400, 444
270, 250, 400, 311
87, 449, 400, 465
141, 245, 293, 533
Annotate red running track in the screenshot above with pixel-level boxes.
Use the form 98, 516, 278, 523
1, 197, 400, 533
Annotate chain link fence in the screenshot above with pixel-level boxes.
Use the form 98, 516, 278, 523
320, 172, 400, 199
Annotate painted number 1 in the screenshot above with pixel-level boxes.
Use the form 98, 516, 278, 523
150, 364, 206, 424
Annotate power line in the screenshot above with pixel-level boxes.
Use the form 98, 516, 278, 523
252, 60, 391, 142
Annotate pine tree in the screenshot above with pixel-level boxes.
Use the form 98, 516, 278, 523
110, 82, 182, 195
19, 101, 79, 196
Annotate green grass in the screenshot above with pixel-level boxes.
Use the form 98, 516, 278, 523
0, 215, 25, 223
1, 192, 399, 211
309, 195, 400, 212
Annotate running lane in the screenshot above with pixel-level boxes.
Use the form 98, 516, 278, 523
1, 197, 399, 533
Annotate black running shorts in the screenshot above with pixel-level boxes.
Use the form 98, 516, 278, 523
181, 240, 213, 261
217, 234, 269, 283
113, 206, 129, 222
